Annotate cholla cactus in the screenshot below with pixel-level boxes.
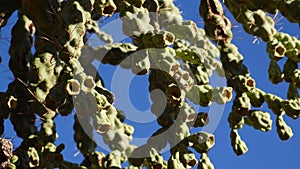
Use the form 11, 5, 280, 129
0, 0, 299, 168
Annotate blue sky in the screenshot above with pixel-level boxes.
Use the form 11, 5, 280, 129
1, 0, 300, 168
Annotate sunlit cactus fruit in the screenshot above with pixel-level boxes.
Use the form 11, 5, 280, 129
267, 40, 286, 61
82, 75, 96, 92
187, 85, 212, 107
121, 10, 154, 37
157, 0, 183, 27
93, 0, 117, 17
170, 144, 198, 168
65, 79, 81, 95
188, 132, 215, 153
232, 93, 251, 116
228, 111, 245, 129
92, 111, 111, 134
151, 30, 175, 48
187, 63, 210, 85
193, 112, 209, 127
244, 110, 272, 132
287, 83, 299, 100
144, 148, 167, 168
166, 20, 198, 40
197, 153, 214, 169
0, 0, 300, 168
264, 93, 284, 115
276, 115, 294, 141
272, 32, 300, 62
168, 151, 186, 169
131, 49, 151, 75
27, 147, 39, 168
230, 129, 248, 156
281, 98, 300, 119
148, 48, 180, 77
292, 69, 300, 88
211, 87, 233, 104
283, 59, 298, 82
246, 88, 266, 107
268, 60, 284, 84
103, 150, 126, 168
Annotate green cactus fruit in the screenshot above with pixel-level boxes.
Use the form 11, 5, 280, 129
283, 59, 298, 82
197, 153, 214, 169
122, 10, 154, 37
175, 46, 206, 65
188, 63, 210, 85
93, 0, 116, 17
276, 115, 294, 140
264, 93, 283, 115
58, 95, 74, 116
292, 69, 300, 88
65, 79, 81, 95
174, 101, 196, 123
157, 108, 174, 127
92, 111, 111, 134
188, 132, 215, 153
0, 94, 17, 119
128, 145, 149, 167
187, 85, 211, 106
148, 48, 180, 77
245, 110, 272, 132
281, 98, 300, 119
103, 150, 125, 168
287, 83, 299, 100
81, 76, 96, 92
228, 111, 244, 129
232, 93, 251, 116
45, 83, 68, 111
73, 115, 97, 157
165, 21, 198, 40
172, 69, 194, 91
28, 147, 39, 168
95, 86, 115, 104
246, 88, 266, 107
168, 151, 186, 169
171, 144, 198, 168
145, 148, 167, 168
267, 39, 286, 61
211, 87, 233, 104
98, 43, 137, 66
230, 129, 248, 156
268, 60, 283, 84
41, 118, 56, 138
131, 50, 150, 75
85, 20, 113, 44
171, 121, 190, 146
151, 30, 175, 48
252, 11, 275, 42
193, 112, 209, 127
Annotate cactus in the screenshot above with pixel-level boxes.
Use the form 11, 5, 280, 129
0, 0, 299, 168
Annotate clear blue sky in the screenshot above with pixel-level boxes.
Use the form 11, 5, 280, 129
1, 1, 300, 168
